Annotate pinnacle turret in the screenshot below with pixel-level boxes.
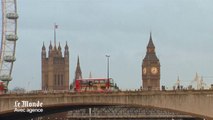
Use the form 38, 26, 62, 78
42, 42, 46, 50
143, 33, 158, 61
42, 42, 46, 58
75, 56, 82, 80
65, 41, 69, 50
64, 41, 69, 58
49, 41, 53, 50
58, 42, 61, 51
77, 56, 80, 66
147, 32, 155, 49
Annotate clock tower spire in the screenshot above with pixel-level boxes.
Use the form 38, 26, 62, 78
142, 33, 160, 90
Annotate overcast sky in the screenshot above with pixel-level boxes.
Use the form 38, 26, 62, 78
7, 0, 213, 90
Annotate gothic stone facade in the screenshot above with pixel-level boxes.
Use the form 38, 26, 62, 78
41, 42, 69, 90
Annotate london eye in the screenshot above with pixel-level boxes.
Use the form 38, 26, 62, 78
0, 0, 18, 91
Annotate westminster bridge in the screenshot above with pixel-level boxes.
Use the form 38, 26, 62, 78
0, 90, 212, 120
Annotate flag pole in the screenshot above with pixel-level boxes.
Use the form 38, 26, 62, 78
54, 23, 56, 46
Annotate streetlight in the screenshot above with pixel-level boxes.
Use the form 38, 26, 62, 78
106, 55, 110, 89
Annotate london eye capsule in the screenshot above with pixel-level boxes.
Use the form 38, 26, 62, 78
6, 13, 19, 19
6, 34, 18, 41
0, 75, 12, 81
4, 56, 16, 62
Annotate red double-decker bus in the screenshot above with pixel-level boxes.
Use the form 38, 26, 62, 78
0, 82, 5, 94
75, 78, 114, 92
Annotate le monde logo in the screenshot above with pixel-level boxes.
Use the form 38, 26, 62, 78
14, 100, 43, 113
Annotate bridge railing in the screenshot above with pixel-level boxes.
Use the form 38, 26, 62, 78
1, 89, 213, 97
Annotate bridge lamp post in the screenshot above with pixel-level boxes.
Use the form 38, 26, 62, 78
106, 55, 110, 89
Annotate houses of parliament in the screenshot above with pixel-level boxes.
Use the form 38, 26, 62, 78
41, 42, 69, 90
41, 33, 160, 91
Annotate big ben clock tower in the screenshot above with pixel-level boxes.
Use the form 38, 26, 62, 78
142, 33, 160, 90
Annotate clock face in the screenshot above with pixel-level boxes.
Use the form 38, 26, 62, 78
143, 68, 147, 74
151, 67, 158, 74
